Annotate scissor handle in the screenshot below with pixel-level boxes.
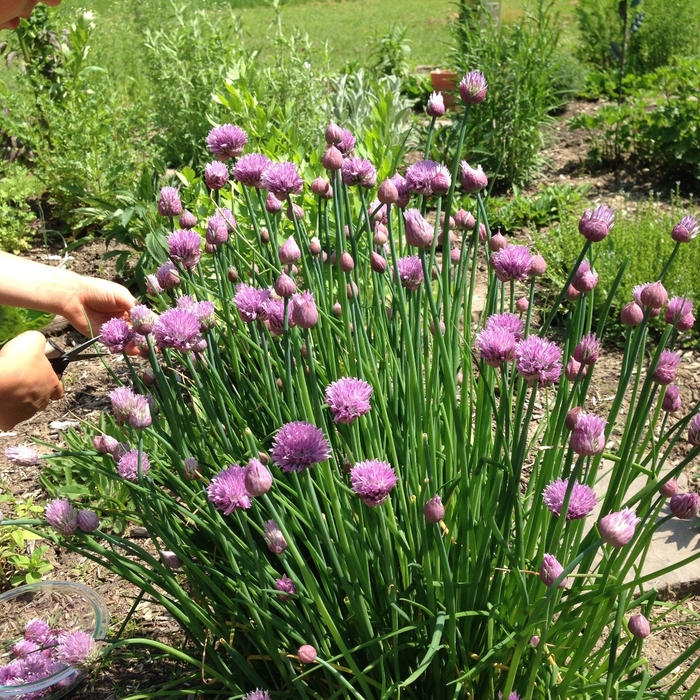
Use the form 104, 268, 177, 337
49, 354, 71, 377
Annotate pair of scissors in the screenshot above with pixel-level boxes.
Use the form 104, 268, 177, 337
44, 335, 106, 377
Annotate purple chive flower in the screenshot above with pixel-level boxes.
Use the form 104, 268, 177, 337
291, 291, 319, 329
573, 332, 600, 365
128, 395, 152, 430
271, 421, 330, 473
336, 128, 356, 155
396, 256, 424, 291
665, 296, 694, 330
516, 336, 563, 386
263, 298, 288, 336
24, 619, 50, 643
243, 691, 271, 700
325, 377, 373, 424
475, 328, 518, 367
459, 70, 488, 104
158, 187, 182, 217
406, 160, 440, 196
653, 350, 681, 385
45, 498, 78, 536
207, 464, 252, 514
261, 161, 304, 200
390, 172, 411, 208
244, 457, 273, 496
275, 574, 296, 600
4, 445, 39, 466
55, 630, 99, 668
542, 478, 597, 520
662, 385, 682, 413
130, 305, 157, 335
669, 493, 699, 520
628, 613, 650, 639
167, 230, 202, 269
426, 91, 445, 117
341, 157, 377, 188
460, 161, 488, 193
204, 161, 229, 190
403, 208, 435, 248
349, 459, 398, 507
491, 244, 533, 282
117, 449, 151, 482
99, 317, 134, 353
206, 214, 229, 246
109, 386, 136, 422
233, 284, 272, 323
423, 495, 446, 523
234, 153, 271, 187
156, 261, 180, 290
264, 519, 288, 554
539, 553, 567, 587
12, 638, 38, 658
570, 413, 607, 455
571, 260, 598, 294
578, 205, 615, 242
193, 300, 216, 330
689, 414, 700, 445
206, 123, 248, 161
485, 312, 525, 340
671, 214, 699, 243
599, 508, 640, 547
77, 509, 100, 532
153, 308, 202, 351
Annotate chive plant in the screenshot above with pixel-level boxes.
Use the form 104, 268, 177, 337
4, 70, 700, 700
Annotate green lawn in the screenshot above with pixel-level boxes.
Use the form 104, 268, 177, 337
55, 0, 577, 76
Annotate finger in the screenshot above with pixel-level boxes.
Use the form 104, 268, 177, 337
50, 381, 65, 401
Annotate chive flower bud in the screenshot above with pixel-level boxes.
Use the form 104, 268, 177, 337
183, 457, 200, 480
671, 214, 698, 243
322, 145, 344, 171
403, 208, 434, 248
244, 458, 273, 496
669, 493, 699, 520
460, 161, 488, 193
539, 553, 566, 587
204, 161, 229, 190
621, 301, 644, 326
423, 495, 445, 523
565, 406, 582, 430
339, 251, 355, 272
652, 350, 681, 385
275, 574, 296, 600
279, 236, 301, 264
157, 187, 182, 217
297, 645, 317, 664
639, 281, 668, 309
689, 414, 700, 445
93, 434, 119, 455
665, 296, 694, 330
274, 272, 297, 298
528, 253, 547, 277
427, 91, 445, 117
571, 260, 598, 294
573, 332, 600, 365
156, 262, 180, 290
628, 613, 650, 638
325, 121, 344, 145
598, 508, 640, 547
291, 291, 319, 329
659, 478, 678, 498
311, 176, 331, 197
179, 210, 197, 229
265, 192, 283, 214
162, 551, 183, 569
455, 209, 475, 230
77, 510, 100, 533
578, 205, 614, 242
661, 385, 682, 413
371, 252, 387, 273
264, 519, 287, 554
459, 70, 487, 104
570, 413, 606, 455
377, 178, 399, 205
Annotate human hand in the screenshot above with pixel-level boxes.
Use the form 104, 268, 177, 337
57, 276, 137, 338
0, 331, 63, 431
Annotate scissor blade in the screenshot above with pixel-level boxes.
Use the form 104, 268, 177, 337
62, 334, 103, 359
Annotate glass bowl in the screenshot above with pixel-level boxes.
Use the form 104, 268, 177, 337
0, 581, 109, 700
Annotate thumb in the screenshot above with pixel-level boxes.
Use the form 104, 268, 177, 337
0, 330, 48, 358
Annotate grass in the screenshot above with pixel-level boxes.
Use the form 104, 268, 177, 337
54, 0, 578, 75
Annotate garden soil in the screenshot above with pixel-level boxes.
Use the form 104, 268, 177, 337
1, 102, 700, 697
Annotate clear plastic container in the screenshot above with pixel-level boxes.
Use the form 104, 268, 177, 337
0, 581, 109, 699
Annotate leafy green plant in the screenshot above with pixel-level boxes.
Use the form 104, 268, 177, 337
441, 0, 565, 189
0, 163, 43, 253
0, 495, 53, 588
570, 58, 700, 183
488, 183, 591, 232
369, 23, 411, 81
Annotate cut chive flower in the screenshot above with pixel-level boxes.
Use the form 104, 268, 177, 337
4, 445, 39, 466
100, 318, 134, 353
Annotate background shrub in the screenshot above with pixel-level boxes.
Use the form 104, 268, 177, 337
0, 163, 42, 253
442, 0, 565, 189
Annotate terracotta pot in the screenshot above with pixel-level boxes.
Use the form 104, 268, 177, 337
430, 69, 459, 109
